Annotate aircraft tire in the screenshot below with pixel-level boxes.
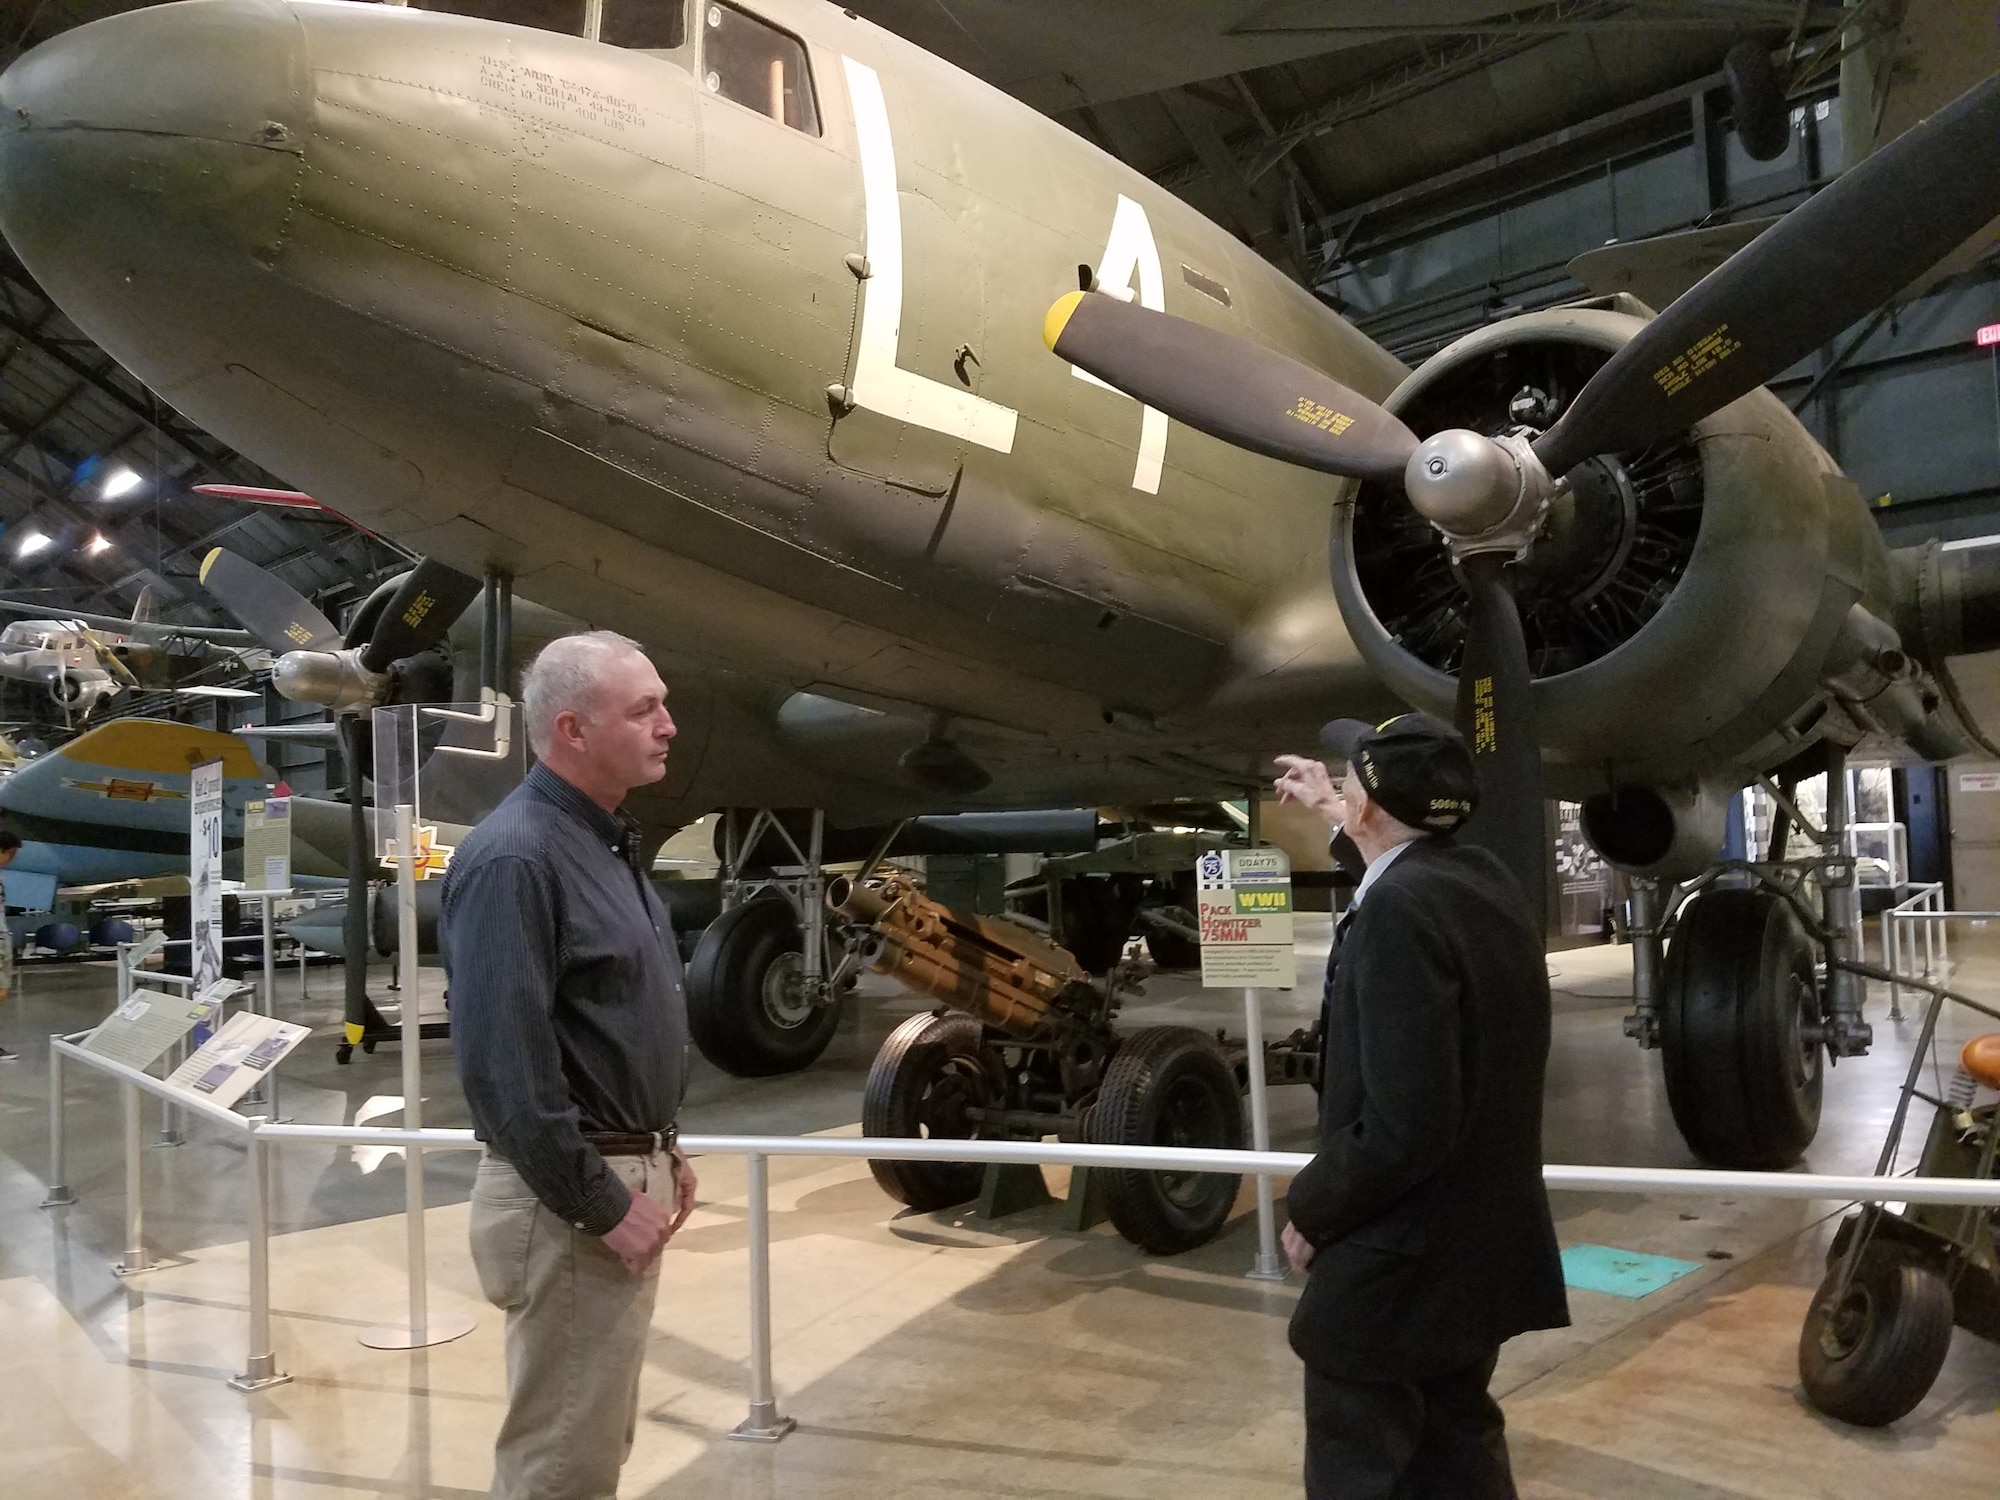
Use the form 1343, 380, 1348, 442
686, 898, 839, 1077
1799, 1239, 1954, 1426
1086, 1026, 1243, 1254
1660, 887, 1823, 1170
862, 1011, 989, 1211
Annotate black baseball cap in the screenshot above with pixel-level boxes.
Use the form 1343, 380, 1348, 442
1319, 712, 1478, 834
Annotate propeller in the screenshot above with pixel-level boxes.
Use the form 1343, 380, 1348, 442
1046, 67, 2000, 932
199, 546, 482, 1055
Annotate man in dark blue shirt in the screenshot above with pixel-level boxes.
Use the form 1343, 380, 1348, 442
443, 630, 695, 1500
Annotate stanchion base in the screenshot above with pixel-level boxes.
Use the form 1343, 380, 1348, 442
729, 1405, 797, 1444
1244, 1254, 1288, 1283
112, 1258, 155, 1278
152, 1134, 187, 1149
229, 1359, 294, 1393
39, 1187, 76, 1209
359, 1311, 476, 1350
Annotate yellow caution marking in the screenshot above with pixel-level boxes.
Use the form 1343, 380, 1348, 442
1287, 396, 1354, 435
1651, 324, 1743, 397
1043, 290, 1085, 351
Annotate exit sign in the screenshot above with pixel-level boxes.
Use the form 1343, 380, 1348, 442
1977, 323, 2000, 347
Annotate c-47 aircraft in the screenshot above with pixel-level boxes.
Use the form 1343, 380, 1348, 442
5, 0, 2000, 1174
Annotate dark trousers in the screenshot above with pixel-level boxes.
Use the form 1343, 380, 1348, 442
1302, 1349, 1514, 1500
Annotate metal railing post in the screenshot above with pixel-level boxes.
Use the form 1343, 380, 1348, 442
730, 1151, 795, 1442
1241, 988, 1284, 1282
113, 1080, 152, 1275
40, 1035, 75, 1207
231, 1127, 292, 1391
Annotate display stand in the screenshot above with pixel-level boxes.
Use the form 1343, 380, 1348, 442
359, 707, 475, 1351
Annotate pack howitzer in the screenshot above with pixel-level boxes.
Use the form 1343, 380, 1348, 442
833, 870, 1318, 1254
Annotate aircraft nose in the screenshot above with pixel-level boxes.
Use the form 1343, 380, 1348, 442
0, 0, 310, 378
0, 0, 308, 146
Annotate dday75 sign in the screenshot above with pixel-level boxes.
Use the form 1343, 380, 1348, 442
1197, 847, 1295, 989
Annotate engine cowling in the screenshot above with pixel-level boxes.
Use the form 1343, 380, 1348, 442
1330, 299, 1896, 802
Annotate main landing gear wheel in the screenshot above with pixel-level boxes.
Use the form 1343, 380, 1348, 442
686, 898, 840, 1077
1085, 1026, 1244, 1254
863, 1012, 992, 1211
1799, 1239, 1955, 1426
1660, 888, 1823, 1170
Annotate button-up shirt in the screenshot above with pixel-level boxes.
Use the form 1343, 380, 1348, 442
442, 763, 689, 1235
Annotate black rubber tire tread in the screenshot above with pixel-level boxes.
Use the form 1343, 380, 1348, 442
1660, 887, 1823, 1169
862, 1012, 988, 1211
1725, 39, 1792, 162
686, 898, 839, 1077
1799, 1240, 1956, 1427
1061, 878, 1135, 974
1143, 924, 1201, 970
1086, 1026, 1244, 1254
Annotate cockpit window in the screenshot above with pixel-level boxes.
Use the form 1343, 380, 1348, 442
601, 0, 687, 50
418, 0, 588, 37
701, 3, 819, 136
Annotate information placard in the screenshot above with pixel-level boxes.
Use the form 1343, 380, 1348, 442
165, 1009, 310, 1109
191, 757, 225, 995
80, 987, 225, 1072
1197, 847, 1295, 989
244, 794, 292, 892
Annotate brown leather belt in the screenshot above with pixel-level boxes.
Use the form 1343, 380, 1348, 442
584, 1127, 677, 1157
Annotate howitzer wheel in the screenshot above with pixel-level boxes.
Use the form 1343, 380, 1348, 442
864, 1012, 992, 1211
1800, 1238, 1955, 1426
1087, 1026, 1243, 1254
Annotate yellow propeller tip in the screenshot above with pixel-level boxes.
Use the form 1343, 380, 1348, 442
1043, 290, 1086, 353
199, 548, 222, 582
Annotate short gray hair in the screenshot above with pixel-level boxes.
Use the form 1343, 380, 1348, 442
521, 630, 649, 754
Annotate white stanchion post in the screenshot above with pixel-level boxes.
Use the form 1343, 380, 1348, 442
730, 1151, 795, 1442
112, 1080, 152, 1275
360, 803, 474, 1351
41, 1036, 75, 1207
1242, 987, 1285, 1281
231, 1128, 292, 1391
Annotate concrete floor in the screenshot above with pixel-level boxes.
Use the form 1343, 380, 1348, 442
1, 919, 1997, 1498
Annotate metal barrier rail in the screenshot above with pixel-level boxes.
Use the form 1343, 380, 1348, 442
1878, 883, 1949, 1020
41, 1032, 2000, 1437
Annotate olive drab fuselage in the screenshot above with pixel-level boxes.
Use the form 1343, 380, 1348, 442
0, 0, 1907, 832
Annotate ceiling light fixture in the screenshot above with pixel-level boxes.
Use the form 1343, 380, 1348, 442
86, 532, 113, 556
99, 466, 143, 500
15, 532, 52, 559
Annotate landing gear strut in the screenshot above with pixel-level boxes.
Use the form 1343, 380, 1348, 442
1619, 750, 1873, 1170
685, 809, 877, 1076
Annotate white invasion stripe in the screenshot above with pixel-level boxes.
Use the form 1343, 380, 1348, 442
1940, 534, 2000, 551
842, 57, 1017, 454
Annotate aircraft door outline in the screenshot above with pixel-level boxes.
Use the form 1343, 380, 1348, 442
839, 55, 1017, 455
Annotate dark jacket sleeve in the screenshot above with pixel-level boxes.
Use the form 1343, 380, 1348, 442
1286, 881, 1464, 1246
444, 852, 631, 1235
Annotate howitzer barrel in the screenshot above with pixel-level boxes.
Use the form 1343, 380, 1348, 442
828, 871, 1087, 1038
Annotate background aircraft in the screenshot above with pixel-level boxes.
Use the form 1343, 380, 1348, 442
0, 589, 263, 723
5, 0, 2000, 1170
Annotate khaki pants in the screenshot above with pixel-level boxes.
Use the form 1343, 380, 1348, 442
469, 1149, 675, 1500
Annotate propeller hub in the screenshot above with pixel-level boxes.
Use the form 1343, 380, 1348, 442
273, 646, 390, 714
1403, 427, 1558, 560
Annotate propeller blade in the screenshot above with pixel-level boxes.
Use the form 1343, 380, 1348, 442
356, 558, 482, 674
1535, 69, 2000, 477
1043, 291, 1419, 483
1454, 554, 1546, 936
199, 548, 341, 653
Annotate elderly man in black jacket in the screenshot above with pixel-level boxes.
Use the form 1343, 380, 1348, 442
1274, 713, 1568, 1500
